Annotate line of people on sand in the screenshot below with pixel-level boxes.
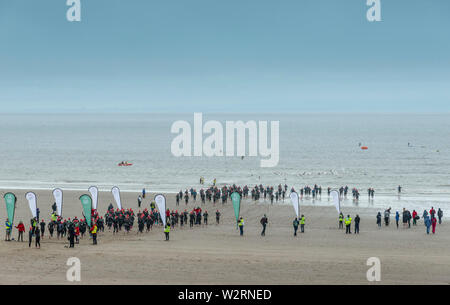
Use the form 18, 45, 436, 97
238, 206, 444, 238
375, 206, 444, 234
174, 183, 382, 206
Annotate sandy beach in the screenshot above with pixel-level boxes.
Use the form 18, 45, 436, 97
1, 189, 449, 285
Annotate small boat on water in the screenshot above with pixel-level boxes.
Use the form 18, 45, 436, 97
361, 146, 368, 150
118, 161, 133, 166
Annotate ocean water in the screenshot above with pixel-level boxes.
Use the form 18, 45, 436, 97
0, 113, 449, 212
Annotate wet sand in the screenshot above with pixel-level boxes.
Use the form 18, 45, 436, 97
1, 189, 449, 285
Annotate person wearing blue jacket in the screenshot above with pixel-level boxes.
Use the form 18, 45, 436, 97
424, 215, 431, 235
395, 211, 400, 229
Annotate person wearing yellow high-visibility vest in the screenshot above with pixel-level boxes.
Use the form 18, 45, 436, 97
345, 215, 352, 234
31, 218, 37, 234
238, 217, 244, 236
5, 218, 12, 241
300, 215, 305, 233
90, 222, 98, 245
339, 213, 344, 229
164, 223, 171, 241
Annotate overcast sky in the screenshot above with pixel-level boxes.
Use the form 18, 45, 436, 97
1, 0, 449, 113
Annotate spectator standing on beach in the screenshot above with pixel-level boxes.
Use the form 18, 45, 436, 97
384, 208, 391, 226
15, 221, 25, 242
432, 217, 437, 234
395, 211, 400, 229
406, 210, 412, 228
430, 207, 436, 220
437, 209, 443, 224
339, 213, 344, 230
412, 210, 418, 226
424, 215, 431, 235
260, 215, 268, 236
376, 212, 382, 228
402, 209, 408, 228
293, 218, 299, 236
354, 215, 360, 234
137, 195, 142, 208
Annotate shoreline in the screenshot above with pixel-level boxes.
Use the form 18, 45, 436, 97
1, 187, 449, 218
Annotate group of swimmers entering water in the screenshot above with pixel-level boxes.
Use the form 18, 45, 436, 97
174, 183, 379, 206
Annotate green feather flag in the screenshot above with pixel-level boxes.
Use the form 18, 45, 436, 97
231, 192, 241, 228
4, 193, 16, 227
79, 194, 93, 227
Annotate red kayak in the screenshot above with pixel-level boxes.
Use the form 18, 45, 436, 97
118, 163, 133, 166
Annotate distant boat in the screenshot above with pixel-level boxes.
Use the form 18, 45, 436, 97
361, 146, 368, 150
118, 162, 133, 166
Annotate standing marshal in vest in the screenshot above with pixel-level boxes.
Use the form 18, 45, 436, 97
345, 215, 352, 234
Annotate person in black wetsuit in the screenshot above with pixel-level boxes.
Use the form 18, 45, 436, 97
40, 219, 46, 239
68, 224, 75, 248
354, 215, 360, 234
35, 227, 41, 248
215, 210, 220, 224
260, 214, 268, 236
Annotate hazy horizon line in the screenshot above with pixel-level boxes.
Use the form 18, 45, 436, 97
1, 111, 450, 115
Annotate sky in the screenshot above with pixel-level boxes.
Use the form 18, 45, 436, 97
0, 0, 449, 113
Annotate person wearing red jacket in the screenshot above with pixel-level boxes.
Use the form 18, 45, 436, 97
432, 217, 437, 234
15, 221, 25, 242
412, 210, 418, 226
165, 209, 170, 220
430, 207, 436, 220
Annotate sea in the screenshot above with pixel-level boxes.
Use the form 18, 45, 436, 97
1, 113, 449, 213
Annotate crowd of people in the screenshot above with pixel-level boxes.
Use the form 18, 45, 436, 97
3, 183, 445, 248
374, 206, 444, 234
174, 183, 379, 207
4, 194, 224, 247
